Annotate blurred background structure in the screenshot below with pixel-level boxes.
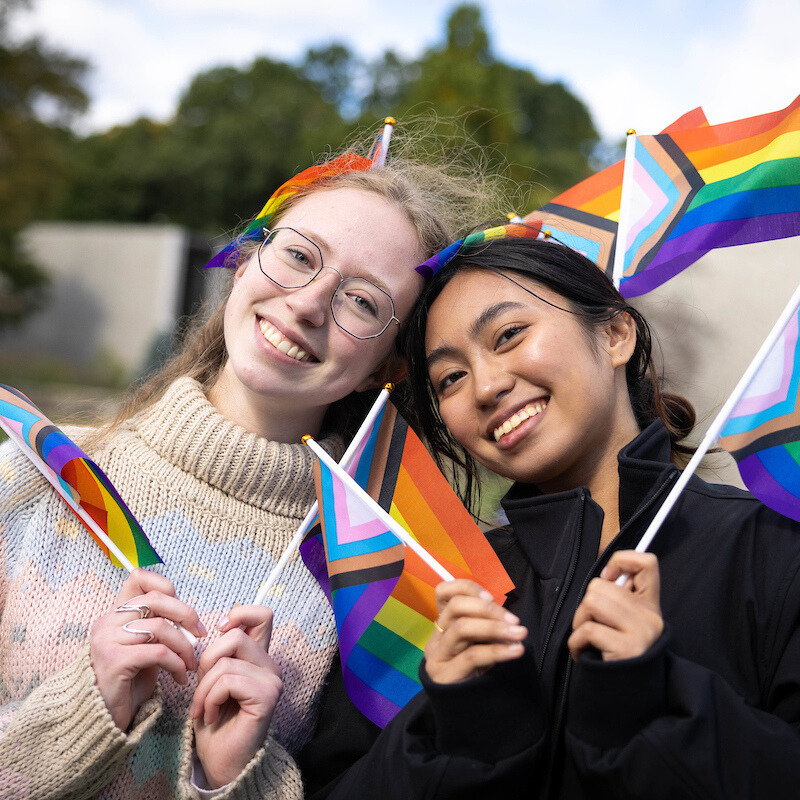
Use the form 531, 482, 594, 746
1, 0, 797, 502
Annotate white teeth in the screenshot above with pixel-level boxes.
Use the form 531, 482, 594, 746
258, 320, 313, 362
493, 401, 547, 441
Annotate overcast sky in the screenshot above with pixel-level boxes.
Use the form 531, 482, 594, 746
12, 0, 800, 143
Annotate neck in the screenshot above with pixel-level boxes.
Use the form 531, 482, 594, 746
206, 373, 327, 443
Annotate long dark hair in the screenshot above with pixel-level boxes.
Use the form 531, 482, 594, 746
404, 236, 695, 510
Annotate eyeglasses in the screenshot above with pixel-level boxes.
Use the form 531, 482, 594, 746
258, 227, 400, 340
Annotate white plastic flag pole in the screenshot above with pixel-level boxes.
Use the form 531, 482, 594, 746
252, 386, 393, 604
611, 129, 638, 290
0, 420, 198, 644
616, 279, 800, 586
305, 436, 455, 583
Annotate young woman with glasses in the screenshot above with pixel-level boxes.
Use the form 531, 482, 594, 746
0, 123, 506, 800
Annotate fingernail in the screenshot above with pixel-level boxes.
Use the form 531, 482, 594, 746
217, 615, 229, 630
478, 590, 492, 602
509, 625, 526, 637
504, 611, 519, 624
197, 620, 208, 637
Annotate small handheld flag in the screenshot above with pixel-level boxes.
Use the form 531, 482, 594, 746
616, 281, 800, 585
0, 384, 162, 569
301, 394, 514, 726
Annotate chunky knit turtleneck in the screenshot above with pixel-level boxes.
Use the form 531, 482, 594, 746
0, 377, 342, 800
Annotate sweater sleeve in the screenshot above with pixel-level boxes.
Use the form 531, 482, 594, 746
176, 719, 303, 800
302, 647, 547, 800
0, 645, 161, 800
566, 615, 800, 799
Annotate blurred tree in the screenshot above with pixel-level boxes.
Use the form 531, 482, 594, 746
0, 0, 88, 328
390, 3, 598, 202
302, 43, 361, 118
57, 58, 346, 234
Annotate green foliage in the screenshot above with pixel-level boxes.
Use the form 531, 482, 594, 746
7, 2, 600, 240
0, 0, 87, 328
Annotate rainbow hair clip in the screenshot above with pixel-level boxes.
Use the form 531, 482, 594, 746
415, 219, 544, 281
206, 118, 396, 270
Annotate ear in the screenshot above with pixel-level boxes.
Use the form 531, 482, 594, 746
355, 350, 407, 392
603, 311, 637, 369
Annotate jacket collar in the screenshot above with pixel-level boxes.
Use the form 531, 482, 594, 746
497, 420, 677, 577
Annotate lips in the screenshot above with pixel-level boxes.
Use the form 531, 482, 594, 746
493, 400, 547, 442
258, 318, 317, 362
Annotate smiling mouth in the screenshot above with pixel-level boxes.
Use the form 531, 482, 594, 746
258, 319, 317, 362
493, 401, 547, 442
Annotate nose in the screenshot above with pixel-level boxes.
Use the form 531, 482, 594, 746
473, 357, 514, 407
284, 267, 342, 327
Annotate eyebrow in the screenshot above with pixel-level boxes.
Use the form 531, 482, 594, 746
293, 226, 393, 293
427, 300, 527, 369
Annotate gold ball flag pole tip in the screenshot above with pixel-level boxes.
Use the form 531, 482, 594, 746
626, 128, 636, 136
302, 434, 313, 445
384, 117, 396, 126
383, 382, 394, 392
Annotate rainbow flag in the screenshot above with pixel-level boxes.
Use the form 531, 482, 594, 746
303, 400, 513, 726
0, 384, 162, 568
205, 152, 374, 270
717, 297, 800, 522
615, 95, 800, 297
527, 107, 709, 275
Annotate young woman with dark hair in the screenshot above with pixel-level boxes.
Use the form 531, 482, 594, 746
402, 233, 800, 798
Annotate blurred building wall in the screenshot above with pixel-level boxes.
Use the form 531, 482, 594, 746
0, 222, 215, 379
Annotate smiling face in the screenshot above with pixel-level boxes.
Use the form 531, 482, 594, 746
209, 186, 426, 441
424, 268, 640, 496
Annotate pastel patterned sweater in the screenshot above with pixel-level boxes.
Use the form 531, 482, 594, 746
0, 377, 341, 799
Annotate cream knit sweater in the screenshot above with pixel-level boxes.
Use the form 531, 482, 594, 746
0, 377, 342, 799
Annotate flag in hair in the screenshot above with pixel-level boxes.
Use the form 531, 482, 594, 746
303, 400, 513, 726
615, 95, 800, 297
0, 384, 162, 568
205, 152, 374, 270
526, 107, 710, 276
415, 221, 543, 280
717, 299, 800, 522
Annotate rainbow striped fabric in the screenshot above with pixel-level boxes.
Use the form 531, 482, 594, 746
615, 95, 800, 297
303, 400, 513, 726
718, 304, 800, 522
415, 221, 544, 280
204, 152, 374, 270
0, 384, 162, 568
527, 107, 709, 275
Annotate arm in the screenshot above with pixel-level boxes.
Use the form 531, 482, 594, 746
302, 581, 546, 800
566, 551, 800, 799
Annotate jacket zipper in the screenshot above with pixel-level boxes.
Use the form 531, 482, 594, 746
540, 468, 679, 798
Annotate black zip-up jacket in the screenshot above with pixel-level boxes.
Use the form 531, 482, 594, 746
299, 421, 800, 798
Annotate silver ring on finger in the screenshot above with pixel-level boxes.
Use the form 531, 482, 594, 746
122, 619, 155, 644
115, 601, 151, 619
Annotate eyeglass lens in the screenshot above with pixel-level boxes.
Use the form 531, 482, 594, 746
258, 228, 396, 338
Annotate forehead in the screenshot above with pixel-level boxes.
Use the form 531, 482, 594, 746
276, 187, 425, 308
426, 270, 552, 335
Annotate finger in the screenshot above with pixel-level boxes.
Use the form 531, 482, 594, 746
200, 669, 283, 726
218, 605, 274, 649
198, 627, 281, 675
191, 656, 282, 721
123, 590, 206, 639
434, 616, 527, 657
120, 641, 192, 685
572, 579, 643, 632
117, 569, 177, 604
426, 641, 525, 683
568, 620, 652, 662
434, 580, 493, 614
118, 617, 198, 671
601, 551, 659, 586
437, 594, 519, 632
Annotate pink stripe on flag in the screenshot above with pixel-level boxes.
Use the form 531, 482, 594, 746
733, 315, 799, 417
627, 153, 667, 246
332, 478, 391, 544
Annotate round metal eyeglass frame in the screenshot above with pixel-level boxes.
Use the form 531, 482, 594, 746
257, 227, 400, 340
